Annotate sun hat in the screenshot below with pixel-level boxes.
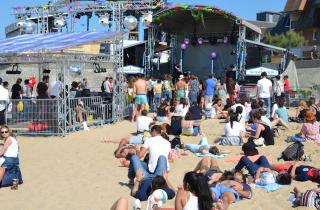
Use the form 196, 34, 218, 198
305, 110, 316, 122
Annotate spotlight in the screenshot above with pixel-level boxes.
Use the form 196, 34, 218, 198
16, 19, 26, 28
224, 36, 228, 44
69, 66, 81, 75
23, 20, 36, 34
54, 16, 66, 28
197, 37, 203, 45
99, 14, 110, 26
142, 12, 152, 27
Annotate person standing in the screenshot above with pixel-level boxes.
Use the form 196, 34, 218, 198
49, 76, 63, 99
283, 75, 291, 107
163, 74, 173, 102
0, 78, 9, 125
132, 74, 147, 122
256, 72, 272, 116
103, 77, 113, 100
188, 75, 200, 104
273, 76, 284, 103
311, 45, 319, 60
22, 79, 31, 99
175, 75, 187, 101
226, 77, 236, 104
153, 79, 162, 110
204, 73, 217, 107
37, 76, 49, 99
146, 77, 155, 111
11, 78, 23, 100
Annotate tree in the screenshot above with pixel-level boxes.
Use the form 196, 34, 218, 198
265, 31, 308, 49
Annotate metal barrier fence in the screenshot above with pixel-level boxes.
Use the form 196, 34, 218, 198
6, 99, 61, 135
4, 96, 129, 136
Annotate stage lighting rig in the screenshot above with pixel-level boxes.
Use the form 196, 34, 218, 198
54, 15, 66, 28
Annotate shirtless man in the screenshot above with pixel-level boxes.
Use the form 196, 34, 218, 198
175, 75, 187, 100
132, 74, 147, 122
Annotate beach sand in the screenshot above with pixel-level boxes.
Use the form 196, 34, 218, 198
0, 113, 318, 210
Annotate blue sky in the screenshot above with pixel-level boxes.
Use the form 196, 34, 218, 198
0, 0, 286, 38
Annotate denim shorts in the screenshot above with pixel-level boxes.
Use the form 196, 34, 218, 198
210, 183, 240, 203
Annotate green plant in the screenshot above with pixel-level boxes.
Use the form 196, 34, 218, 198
265, 31, 308, 49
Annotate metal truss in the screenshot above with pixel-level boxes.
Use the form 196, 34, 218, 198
12, 1, 163, 33
236, 24, 246, 81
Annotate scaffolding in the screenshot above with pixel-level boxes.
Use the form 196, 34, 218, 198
0, 33, 124, 136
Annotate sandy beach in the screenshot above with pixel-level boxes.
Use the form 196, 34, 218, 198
0, 113, 318, 210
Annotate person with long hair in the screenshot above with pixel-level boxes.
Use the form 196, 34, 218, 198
175, 171, 213, 210
0, 125, 19, 182
213, 98, 228, 119
174, 98, 189, 118
181, 112, 201, 136
218, 112, 245, 146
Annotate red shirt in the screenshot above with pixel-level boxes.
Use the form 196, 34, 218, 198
284, 79, 290, 92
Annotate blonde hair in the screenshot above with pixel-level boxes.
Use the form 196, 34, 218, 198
299, 100, 308, 109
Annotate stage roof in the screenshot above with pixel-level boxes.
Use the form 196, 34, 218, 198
0, 32, 121, 55
154, 4, 239, 36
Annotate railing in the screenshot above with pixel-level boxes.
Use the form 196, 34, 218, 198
4, 95, 129, 136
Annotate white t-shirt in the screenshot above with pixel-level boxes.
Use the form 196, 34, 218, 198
0, 86, 9, 111
257, 78, 272, 98
136, 116, 153, 132
174, 104, 189, 117
271, 104, 279, 118
49, 81, 62, 97
224, 121, 245, 136
104, 80, 111, 93
143, 136, 171, 173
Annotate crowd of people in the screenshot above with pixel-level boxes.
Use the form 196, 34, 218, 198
109, 71, 320, 210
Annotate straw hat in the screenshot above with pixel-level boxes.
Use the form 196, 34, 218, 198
305, 110, 316, 122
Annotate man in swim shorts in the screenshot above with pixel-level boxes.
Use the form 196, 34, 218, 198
132, 74, 147, 122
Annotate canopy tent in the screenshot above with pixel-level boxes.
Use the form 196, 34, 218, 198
246, 66, 279, 76
0, 31, 121, 55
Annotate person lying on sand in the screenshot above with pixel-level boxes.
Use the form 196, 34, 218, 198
271, 161, 320, 183
184, 135, 230, 155
289, 186, 320, 209
234, 155, 292, 186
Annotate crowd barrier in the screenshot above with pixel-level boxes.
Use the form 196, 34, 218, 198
3, 96, 128, 136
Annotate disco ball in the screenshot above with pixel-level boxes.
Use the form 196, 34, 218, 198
99, 15, 109, 26
24, 20, 36, 34
123, 15, 138, 31
69, 66, 81, 75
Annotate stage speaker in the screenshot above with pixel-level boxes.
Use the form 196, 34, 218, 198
246, 46, 262, 69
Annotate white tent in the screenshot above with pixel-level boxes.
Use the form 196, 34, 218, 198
246, 66, 279, 76
281, 60, 300, 91
118, 65, 144, 74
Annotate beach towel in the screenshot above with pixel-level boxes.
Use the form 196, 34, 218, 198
195, 153, 228, 158
224, 154, 271, 163
255, 182, 284, 192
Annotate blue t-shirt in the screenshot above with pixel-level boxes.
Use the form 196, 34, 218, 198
276, 107, 289, 124
205, 78, 216, 96
134, 178, 176, 201
289, 165, 314, 182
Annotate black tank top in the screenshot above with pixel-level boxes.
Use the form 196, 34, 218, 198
258, 123, 274, 145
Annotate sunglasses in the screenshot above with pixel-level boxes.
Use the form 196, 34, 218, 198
1, 130, 9, 134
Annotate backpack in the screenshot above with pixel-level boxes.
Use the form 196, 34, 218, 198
279, 142, 304, 161
101, 81, 105, 92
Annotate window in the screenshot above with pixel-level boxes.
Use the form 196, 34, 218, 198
313, 29, 320, 41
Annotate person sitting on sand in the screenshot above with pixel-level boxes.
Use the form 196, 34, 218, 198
213, 98, 228, 119
174, 98, 189, 118
0, 125, 20, 182
218, 112, 245, 146
136, 110, 155, 133
289, 100, 309, 123
271, 161, 320, 183
234, 155, 292, 186
131, 169, 176, 202
155, 100, 170, 122
248, 111, 275, 146
274, 98, 289, 124
181, 112, 201, 136
290, 187, 320, 209
127, 125, 171, 184
175, 171, 213, 210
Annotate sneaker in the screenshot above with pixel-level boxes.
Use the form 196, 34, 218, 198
133, 199, 141, 210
